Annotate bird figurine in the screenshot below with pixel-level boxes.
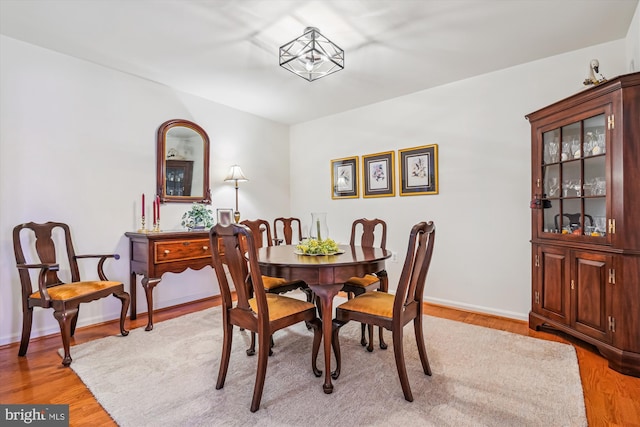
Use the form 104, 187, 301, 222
583, 59, 607, 86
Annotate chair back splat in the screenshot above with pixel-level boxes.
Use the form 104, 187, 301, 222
273, 217, 303, 245
350, 218, 387, 250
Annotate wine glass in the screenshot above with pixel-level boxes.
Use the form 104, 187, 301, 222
548, 142, 559, 163
547, 177, 559, 197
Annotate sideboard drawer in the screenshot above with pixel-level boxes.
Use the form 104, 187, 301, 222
154, 239, 212, 264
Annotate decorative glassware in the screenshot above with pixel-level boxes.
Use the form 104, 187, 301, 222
309, 212, 329, 241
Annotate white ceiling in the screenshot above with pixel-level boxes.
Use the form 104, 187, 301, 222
1, 0, 637, 125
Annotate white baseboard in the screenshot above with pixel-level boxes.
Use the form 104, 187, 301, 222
0, 291, 217, 347
424, 296, 529, 321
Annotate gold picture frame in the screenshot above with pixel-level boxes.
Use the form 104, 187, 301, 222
399, 144, 439, 196
331, 156, 359, 199
363, 151, 395, 198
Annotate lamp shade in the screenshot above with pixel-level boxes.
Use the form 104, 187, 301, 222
279, 27, 344, 82
224, 165, 248, 182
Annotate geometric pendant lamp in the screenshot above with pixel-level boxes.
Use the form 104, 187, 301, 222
279, 27, 344, 82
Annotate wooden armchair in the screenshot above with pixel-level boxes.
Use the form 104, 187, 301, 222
341, 218, 389, 351
209, 223, 322, 412
273, 217, 303, 245
331, 221, 436, 402
13, 221, 129, 366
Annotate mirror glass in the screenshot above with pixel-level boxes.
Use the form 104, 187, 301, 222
157, 119, 211, 203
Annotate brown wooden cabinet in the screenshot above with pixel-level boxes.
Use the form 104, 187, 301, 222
527, 72, 640, 377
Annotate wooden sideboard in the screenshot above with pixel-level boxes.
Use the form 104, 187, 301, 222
125, 230, 214, 331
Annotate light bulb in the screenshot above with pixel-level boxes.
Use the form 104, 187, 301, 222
305, 59, 315, 72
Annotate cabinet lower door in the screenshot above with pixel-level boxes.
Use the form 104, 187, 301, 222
571, 250, 613, 343
534, 245, 570, 325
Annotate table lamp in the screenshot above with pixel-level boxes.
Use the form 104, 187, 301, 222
224, 165, 248, 223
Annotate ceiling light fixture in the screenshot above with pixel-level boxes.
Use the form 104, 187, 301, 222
279, 27, 344, 82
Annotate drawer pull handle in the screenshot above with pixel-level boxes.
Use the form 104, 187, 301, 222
202, 246, 208, 250
164, 249, 170, 254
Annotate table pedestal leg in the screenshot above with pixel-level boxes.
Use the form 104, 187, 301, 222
141, 276, 161, 331
310, 283, 343, 394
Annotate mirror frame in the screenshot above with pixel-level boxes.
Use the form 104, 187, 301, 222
157, 119, 211, 204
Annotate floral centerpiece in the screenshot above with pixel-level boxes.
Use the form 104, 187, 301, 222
296, 238, 340, 255
181, 203, 214, 230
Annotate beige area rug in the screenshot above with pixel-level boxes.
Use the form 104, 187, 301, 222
64, 299, 586, 426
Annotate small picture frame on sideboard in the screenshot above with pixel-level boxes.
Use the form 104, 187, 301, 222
216, 208, 234, 226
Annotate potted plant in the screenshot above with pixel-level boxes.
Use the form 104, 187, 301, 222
181, 203, 214, 230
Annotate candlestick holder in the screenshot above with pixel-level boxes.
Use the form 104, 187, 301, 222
137, 216, 149, 233
152, 220, 161, 233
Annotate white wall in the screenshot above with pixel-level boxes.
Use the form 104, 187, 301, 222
289, 40, 629, 320
0, 36, 290, 345
627, 0, 640, 72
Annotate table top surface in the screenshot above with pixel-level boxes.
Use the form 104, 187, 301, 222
257, 244, 391, 267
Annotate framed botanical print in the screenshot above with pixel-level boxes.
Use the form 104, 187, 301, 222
399, 144, 439, 196
331, 156, 359, 199
363, 151, 395, 198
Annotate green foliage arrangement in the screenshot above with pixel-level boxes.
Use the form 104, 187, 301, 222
181, 203, 214, 229
296, 238, 339, 255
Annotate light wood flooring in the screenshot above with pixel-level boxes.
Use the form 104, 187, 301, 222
1, 297, 639, 426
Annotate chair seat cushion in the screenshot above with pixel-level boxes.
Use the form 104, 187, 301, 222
337, 291, 394, 319
262, 275, 306, 291
344, 274, 379, 288
249, 293, 316, 321
31, 281, 122, 300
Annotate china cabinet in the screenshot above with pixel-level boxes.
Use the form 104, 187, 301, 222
527, 72, 640, 377
165, 160, 193, 197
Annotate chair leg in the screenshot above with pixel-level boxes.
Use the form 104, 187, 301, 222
247, 332, 256, 356
392, 329, 413, 402
53, 307, 79, 367
331, 320, 344, 380
379, 326, 387, 349
414, 316, 432, 376
216, 323, 233, 390
366, 324, 374, 352
360, 323, 368, 347
114, 290, 130, 336
250, 332, 270, 412
71, 306, 80, 337
18, 307, 33, 357
310, 318, 322, 377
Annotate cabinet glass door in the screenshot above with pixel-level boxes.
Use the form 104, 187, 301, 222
540, 113, 607, 239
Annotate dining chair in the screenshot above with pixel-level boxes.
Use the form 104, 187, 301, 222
273, 217, 303, 245
240, 219, 312, 354
13, 221, 130, 366
209, 223, 322, 412
330, 221, 436, 402
341, 218, 389, 351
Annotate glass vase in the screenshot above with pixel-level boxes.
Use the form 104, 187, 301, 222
309, 212, 329, 241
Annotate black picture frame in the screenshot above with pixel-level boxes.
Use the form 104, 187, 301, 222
399, 144, 439, 196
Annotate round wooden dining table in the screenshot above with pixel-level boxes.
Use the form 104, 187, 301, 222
257, 244, 391, 394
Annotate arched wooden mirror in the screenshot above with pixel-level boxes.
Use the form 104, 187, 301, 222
157, 119, 211, 203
